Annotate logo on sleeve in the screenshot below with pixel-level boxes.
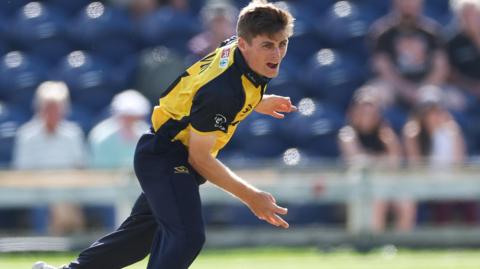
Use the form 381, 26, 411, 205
214, 114, 227, 131
219, 48, 230, 68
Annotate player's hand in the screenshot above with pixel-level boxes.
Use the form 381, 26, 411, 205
245, 190, 289, 228
255, 94, 297, 119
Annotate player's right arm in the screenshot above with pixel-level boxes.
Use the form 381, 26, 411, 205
188, 130, 289, 229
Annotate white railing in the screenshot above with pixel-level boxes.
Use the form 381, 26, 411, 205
1, 166, 480, 250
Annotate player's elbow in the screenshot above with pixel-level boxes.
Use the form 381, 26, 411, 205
188, 150, 208, 170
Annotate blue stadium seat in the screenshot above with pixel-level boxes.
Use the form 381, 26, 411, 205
273, 1, 324, 61
231, 0, 251, 10
267, 66, 306, 105
0, 102, 29, 167
10, 2, 72, 65
52, 51, 116, 112
67, 104, 95, 133
0, 0, 30, 16
287, 28, 325, 62
187, 0, 207, 15
298, 0, 337, 15
233, 113, 291, 159
302, 48, 368, 109
110, 54, 139, 93
137, 7, 201, 54
354, 0, 391, 19
0, 14, 12, 53
424, 0, 453, 25
0, 42, 8, 57
0, 51, 48, 108
46, 0, 92, 16
281, 99, 344, 158
315, 1, 378, 47
68, 2, 137, 62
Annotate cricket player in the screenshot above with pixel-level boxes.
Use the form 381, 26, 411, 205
34, 1, 296, 268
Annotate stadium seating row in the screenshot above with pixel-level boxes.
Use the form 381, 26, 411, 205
1, 0, 479, 168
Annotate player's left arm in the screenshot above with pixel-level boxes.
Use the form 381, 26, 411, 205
188, 130, 289, 228
255, 94, 297, 119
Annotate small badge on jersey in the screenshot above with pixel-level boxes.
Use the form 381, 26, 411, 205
214, 114, 227, 131
219, 48, 230, 68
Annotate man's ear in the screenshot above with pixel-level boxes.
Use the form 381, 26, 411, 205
237, 36, 247, 52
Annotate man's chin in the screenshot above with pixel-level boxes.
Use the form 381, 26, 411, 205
265, 70, 279, 78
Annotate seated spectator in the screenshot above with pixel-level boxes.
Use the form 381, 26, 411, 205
368, 0, 450, 109
446, 0, 480, 100
85, 89, 150, 230
403, 90, 476, 225
111, 0, 189, 17
12, 81, 87, 235
338, 89, 416, 232
88, 89, 150, 169
188, 1, 237, 60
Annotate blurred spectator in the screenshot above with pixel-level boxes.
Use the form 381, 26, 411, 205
159, 0, 189, 11
110, 0, 189, 19
446, 0, 480, 99
12, 81, 87, 235
403, 90, 477, 225
88, 89, 150, 169
188, 1, 238, 60
86, 89, 150, 230
125, 0, 159, 19
338, 89, 416, 232
403, 88, 466, 167
368, 0, 450, 109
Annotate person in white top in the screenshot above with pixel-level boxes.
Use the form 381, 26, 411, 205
88, 89, 150, 169
403, 86, 477, 225
12, 81, 87, 235
86, 90, 150, 230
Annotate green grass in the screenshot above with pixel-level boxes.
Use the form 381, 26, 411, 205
2, 248, 480, 269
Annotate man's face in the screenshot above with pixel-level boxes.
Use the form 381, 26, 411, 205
395, 0, 423, 17
40, 101, 65, 131
238, 32, 289, 78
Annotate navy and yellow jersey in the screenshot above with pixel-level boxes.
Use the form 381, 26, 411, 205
151, 36, 270, 157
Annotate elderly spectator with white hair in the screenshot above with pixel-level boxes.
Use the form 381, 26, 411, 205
12, 81, 87, 235
88, 89, 151, 169
85, 89, 150, 231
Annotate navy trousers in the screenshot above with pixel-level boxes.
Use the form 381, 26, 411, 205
68, 132, 205, 269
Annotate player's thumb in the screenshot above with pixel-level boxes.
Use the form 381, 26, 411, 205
274, 205, 288, 215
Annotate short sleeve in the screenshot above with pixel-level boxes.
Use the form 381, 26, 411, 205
189, 87, 238, 133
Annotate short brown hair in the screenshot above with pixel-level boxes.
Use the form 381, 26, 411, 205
237, 0, 295, 42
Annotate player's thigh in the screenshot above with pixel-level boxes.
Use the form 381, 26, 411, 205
135, 152, 203, 233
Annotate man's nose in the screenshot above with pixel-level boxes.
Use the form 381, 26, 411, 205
272, 47, 281, 60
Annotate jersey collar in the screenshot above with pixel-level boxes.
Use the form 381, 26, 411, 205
234, 48, 271, 88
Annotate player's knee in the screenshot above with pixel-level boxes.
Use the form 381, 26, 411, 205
174, 229, 205, 255
191, 229, 206, 250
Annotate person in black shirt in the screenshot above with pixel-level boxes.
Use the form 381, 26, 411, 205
368, 0, 449, 108
446, 0, 480, 99
339, 87, 416, 233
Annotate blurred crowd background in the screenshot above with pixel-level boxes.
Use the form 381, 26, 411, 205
1, 0, 480, 239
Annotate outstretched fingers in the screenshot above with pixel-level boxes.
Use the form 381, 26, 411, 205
265, 213, 289, 229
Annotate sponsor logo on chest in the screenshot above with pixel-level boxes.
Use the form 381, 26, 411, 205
219, 48, 230, 68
